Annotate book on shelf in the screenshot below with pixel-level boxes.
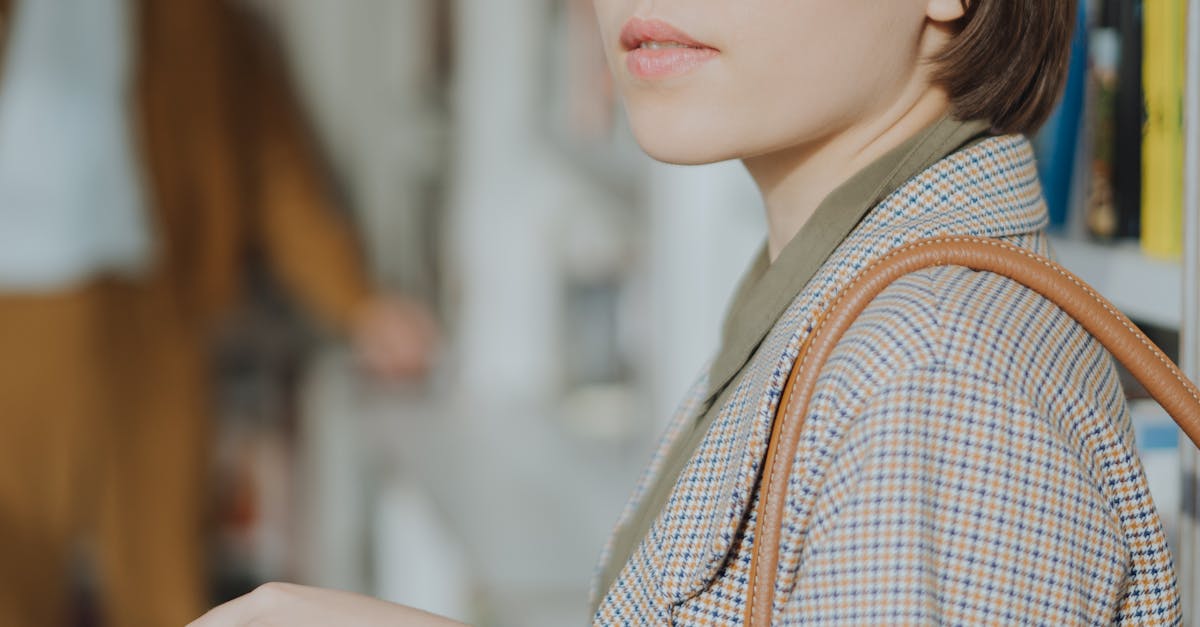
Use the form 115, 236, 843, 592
1113, 0, 1145, 241
1141, 0, 1188, 259
1035, 1, 1089, 229
1085, 14, 1120, 238
1033, 0, 1188, 259
1033, 0, 1146, 240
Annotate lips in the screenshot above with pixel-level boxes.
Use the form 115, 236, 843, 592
619, 17, 718, 80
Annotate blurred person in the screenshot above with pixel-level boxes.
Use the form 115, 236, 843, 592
194, 0, 1181, 625
0, 0, 435, 626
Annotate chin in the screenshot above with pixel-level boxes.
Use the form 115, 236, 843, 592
625, 106, 741, 166
637, 138, 733, 166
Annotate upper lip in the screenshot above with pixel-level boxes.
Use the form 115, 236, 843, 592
619, 17, 715, 52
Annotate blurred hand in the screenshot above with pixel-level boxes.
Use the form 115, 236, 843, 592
350, 296, 439, 381
188, 582, 469, 627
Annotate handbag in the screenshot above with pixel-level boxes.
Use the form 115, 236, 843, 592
744, 235, 1200, 626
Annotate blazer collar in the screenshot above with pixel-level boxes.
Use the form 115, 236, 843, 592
703, 117, 993, 407
649, 133, 1049, 605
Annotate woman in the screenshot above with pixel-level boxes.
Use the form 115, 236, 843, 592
194, 0, 1178, 624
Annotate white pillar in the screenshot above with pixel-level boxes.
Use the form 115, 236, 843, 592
373, 476, 473, 623
447, 0, 563, 407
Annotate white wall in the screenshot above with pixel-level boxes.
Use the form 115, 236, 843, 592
645, 162, 763, 428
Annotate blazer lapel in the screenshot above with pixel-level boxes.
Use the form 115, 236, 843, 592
648, 133, 1050, 606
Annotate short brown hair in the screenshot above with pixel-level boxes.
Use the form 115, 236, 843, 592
932, 0, 1078, 135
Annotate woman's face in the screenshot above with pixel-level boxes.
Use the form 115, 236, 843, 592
593, 0, 939, 165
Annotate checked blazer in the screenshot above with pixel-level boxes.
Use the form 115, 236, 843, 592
590, 133, 1180, 625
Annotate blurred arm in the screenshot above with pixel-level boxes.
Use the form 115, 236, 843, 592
234, 5, 373, 331
228, 6, 438, 378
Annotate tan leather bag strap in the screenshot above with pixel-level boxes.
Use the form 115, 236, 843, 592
745, 235, 1200, 626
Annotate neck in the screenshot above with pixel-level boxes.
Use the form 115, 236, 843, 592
744, 87, 953, 261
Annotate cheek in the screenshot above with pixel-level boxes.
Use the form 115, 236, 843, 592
730, 12, 914, 140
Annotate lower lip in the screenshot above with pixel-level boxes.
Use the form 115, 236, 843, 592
626, 47, 717, 80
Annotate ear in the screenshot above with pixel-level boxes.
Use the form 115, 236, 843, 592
926, 0, 968, 23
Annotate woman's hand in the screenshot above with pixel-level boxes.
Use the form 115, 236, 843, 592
188, 582, 471, 627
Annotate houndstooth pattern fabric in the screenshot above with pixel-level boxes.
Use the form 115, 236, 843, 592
590, 134, 1180, 625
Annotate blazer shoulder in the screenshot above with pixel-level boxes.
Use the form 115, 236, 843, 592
816, 247, 1138, 525
830, 234, 1128, 429
921, 258, 1126, 412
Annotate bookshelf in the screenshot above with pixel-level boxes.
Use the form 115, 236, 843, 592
1048, 235, 1183, 329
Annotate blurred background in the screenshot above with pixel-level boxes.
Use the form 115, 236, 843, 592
0, 0, 1196, 626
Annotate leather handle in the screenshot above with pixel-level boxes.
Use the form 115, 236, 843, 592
744, 235, 1200, 626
